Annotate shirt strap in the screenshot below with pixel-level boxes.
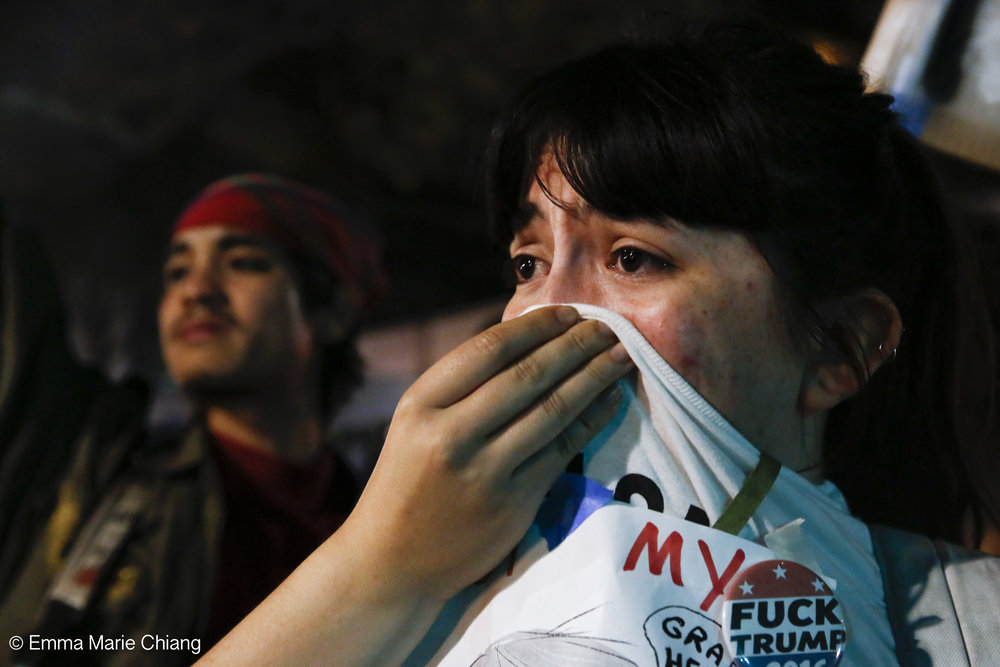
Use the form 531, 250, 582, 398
712, 452, 781, 535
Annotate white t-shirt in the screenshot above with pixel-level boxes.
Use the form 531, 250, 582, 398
405, 305, 897, 666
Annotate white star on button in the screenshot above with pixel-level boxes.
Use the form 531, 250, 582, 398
739, 581, 754, 596
811, 578, 827, 592
772, 564, 787, 579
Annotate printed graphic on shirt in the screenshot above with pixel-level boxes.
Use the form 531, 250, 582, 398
430, 505, 776, 666
722, 560, 845, 667
470, 608, 637, 666
644, 605, 729, 667
535, 472, 713, 554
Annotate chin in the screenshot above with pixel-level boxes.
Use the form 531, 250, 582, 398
170, 362, 250, 396
179, 377, 259, 404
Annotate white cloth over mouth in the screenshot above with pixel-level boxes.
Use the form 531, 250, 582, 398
409, 304, 896, 666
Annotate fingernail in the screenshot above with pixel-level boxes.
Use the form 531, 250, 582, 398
609, 342, 632, 364
556, 306, 580, 326
607, 384, 623, 403
595, 321, 616, 340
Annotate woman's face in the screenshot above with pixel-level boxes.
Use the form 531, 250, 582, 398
503, 157, 810, 453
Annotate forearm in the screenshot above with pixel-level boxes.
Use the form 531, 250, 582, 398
198, 524, 445, 666
198, 307, 632, 664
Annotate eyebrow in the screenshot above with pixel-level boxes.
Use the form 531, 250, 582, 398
166, 233, 271, 258
217, 234, 270, 252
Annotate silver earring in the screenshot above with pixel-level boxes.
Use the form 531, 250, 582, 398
878, 342, 898, 362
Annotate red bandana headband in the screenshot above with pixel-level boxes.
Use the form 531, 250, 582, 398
173, 174, 386, 318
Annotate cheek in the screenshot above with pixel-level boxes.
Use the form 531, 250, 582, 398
630, 284, 801, 433
261, 288, 315, 361
157, 296, 176, 340
630, 307, 710, 380
230, 277, 290, 330
624, 285, 760, 398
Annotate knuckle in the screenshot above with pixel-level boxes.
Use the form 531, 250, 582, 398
583, 359, 609, 384
579, 411, 609, 443
554, 428, 587, 458
566, 327, 591, 354
429, 423, 466, 467
573, 410, 597, 438
438, 444, 465, 471
539, 390, 568, 420
554, 430, 577, 459
394, 389, 420, 417
512, 355, 545, 385
473, 328, 507, 358
474, 487, 506, 516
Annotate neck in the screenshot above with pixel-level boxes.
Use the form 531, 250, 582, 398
203, 391, 324, 464
749, 412, 827, 485
784, 412, 826, 484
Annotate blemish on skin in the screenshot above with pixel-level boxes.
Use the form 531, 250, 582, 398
676, 355, 700, 376
745, 280, 755, 292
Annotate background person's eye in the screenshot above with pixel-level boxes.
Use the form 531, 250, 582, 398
230, 256, 273, 272
163, 265, 189, 284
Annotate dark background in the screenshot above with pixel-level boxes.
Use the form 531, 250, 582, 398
0, 0, 995, 381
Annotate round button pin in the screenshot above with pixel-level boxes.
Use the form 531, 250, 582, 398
720, 559, 846, 667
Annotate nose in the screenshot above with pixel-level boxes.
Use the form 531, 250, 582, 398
542, 261, 602, 307
179, 263, 227, 308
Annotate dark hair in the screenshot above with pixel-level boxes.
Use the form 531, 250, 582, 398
484, 21, 981, 541
285, 251, 364, 423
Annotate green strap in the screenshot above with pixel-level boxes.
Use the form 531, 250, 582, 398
712, 452, 781, 535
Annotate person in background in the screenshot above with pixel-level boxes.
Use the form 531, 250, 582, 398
1, 174, 387, 663
155, 174, 385, 645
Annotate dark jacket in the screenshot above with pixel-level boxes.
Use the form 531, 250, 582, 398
0, 222, 225, 665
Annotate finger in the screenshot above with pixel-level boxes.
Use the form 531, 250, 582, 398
462, 318, 619, 437
410, 305, 581, 408
493, 342, 634, 470
512, 382, 624, 482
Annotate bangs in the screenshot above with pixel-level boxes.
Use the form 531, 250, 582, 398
485, 41, 773, 242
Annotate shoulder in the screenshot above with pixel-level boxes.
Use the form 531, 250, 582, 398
869, 524, 1000, 666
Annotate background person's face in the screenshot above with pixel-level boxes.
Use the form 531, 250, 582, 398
502, 160, 808, 449
158, 225, 315, 396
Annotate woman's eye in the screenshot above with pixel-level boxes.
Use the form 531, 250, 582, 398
503, 254, 544, 288
611, 247, 672, 273
513, 255, 537, 281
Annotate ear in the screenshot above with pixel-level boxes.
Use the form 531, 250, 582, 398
307, 285, 354, 344
799, 289, 902, 415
